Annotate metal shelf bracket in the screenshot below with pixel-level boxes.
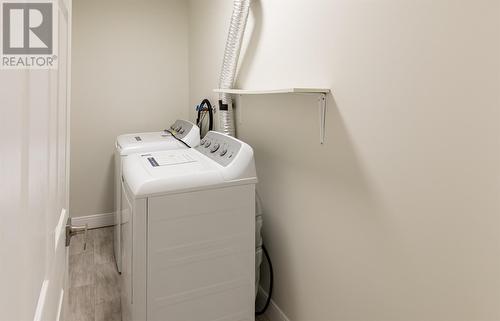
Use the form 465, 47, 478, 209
318, 93, 327, 144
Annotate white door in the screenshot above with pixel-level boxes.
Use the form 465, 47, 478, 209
0, 0, 72, 320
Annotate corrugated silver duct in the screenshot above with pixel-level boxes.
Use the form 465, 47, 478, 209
218, 0, 251, 136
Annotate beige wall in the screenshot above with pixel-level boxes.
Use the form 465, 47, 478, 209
189, 1, 500, 320
70, 0, 189, 217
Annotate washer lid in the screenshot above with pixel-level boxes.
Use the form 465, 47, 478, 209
116, 120, 200, 155
123, 132, 257, 197
116, 131, 181, 155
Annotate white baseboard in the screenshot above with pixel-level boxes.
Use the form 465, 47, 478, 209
257, 286, 291, 321
70, 212, 115, 229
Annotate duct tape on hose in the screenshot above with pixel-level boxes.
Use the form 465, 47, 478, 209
219, 110, 235, 137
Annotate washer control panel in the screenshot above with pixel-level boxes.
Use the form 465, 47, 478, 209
165, 119, 194, 140
196, 132, 242, 167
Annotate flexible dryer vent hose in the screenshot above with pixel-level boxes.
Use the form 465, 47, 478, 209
218, 1, 274, 313
218, 0, 251, 136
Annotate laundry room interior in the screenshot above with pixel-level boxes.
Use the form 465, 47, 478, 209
1, 0, 499, 321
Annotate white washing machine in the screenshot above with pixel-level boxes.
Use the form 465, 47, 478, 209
114, 119, 200, 272
121, 131, 257, 321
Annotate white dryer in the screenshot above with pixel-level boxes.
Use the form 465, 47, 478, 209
114, 119, 200, 272
121, 131, 257, 321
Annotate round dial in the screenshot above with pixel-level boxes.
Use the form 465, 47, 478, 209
210, 143, 220, 153
204, 141, 211, 147
219, 148, 227, 156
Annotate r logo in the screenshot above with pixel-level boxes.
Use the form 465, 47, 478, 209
2, 3, 53, 54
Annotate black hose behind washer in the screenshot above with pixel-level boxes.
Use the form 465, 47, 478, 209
256, 245, 273, 316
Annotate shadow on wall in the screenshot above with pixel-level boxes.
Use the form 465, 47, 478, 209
103, 155, 115, 213
226, 1, 404, 318
235, 93, 398, 319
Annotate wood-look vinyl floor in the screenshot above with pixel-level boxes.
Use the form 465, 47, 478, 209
67, 226, 270, 321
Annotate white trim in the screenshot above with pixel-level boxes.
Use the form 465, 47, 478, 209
33, 280, 49, 321
257, 286, 291, 321
70, 212, 115, 229
54, 208, 68, 251
55, 289, 64, 321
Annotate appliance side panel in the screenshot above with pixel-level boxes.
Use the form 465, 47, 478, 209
120, 182, 133, 321
132, 197, 148, 321
114, 149, 123, 273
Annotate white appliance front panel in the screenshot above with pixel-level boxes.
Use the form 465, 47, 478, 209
123, 183, 255, 321
147, 184, 255, 321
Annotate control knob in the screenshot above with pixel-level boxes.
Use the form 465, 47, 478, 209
210, 143, 220, 153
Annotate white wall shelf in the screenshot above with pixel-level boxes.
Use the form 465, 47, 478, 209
213, 88, 331, 144
213, 88, 330, 95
